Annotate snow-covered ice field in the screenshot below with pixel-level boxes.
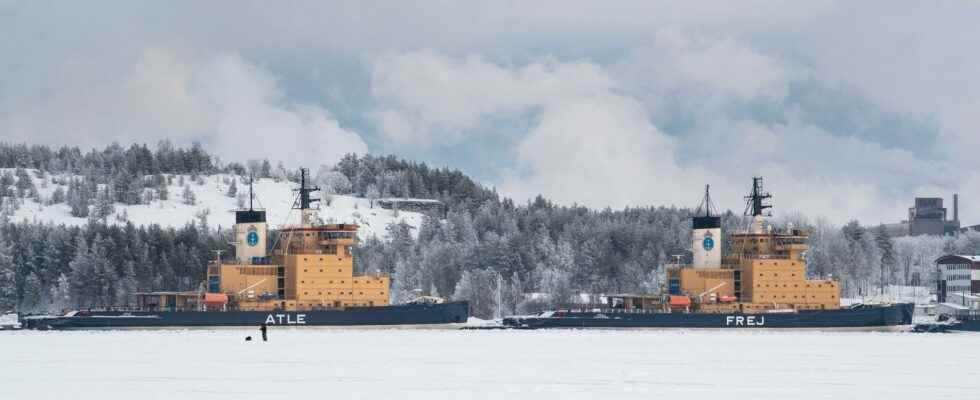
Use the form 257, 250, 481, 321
1, 329, 978, 400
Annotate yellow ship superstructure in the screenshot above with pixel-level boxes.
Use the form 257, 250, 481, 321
206, 170, 389, 312
666, 178, 840, 313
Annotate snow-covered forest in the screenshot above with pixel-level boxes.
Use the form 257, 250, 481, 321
0, 142, 978, 318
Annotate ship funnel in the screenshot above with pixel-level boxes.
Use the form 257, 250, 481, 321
692, 185, 722, 268
235, 175, 268, 263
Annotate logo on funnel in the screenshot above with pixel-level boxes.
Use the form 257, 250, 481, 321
702, 233, 715, 251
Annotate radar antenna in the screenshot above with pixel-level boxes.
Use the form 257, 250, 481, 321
293, 168, 321, 210
743, 177, 773, 217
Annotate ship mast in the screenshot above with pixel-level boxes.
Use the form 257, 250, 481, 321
294, 168, 320, 227
743, 177, 772, 234
695, 184, 718, 218
248, 174, 255, 211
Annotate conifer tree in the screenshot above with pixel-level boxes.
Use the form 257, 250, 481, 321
0, 236, 16, 311
93, 187, 115, 221
157, 178, 169, 201
181, 185, 196, 205
226, 178, 237, 198
68, 233, 93, 308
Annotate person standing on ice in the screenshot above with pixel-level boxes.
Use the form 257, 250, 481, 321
260, 323, 268, 342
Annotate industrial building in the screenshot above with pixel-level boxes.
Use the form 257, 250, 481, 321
884, 195, 961, 236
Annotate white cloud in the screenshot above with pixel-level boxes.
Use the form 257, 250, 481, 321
0, 48, 367, 167
500, 94, 706, 209
618, 30, 796, 103
370, 52, 612, 145
367, 39, 966, 224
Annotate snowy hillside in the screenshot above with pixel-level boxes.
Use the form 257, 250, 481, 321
5, 170, 424, 240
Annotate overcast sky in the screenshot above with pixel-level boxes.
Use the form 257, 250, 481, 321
2, 1, 978, 225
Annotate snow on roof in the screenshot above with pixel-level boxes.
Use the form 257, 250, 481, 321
939, 302, 970, 310
376, 197, 443, 203
935, 254, 980, 263
946, 292, 980, 301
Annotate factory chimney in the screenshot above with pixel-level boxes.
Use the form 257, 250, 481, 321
953, 193, 959, 222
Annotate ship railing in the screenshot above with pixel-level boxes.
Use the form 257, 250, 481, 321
956, 310, 980, 320
73, 306, 150, 313
585, 307, 664, 315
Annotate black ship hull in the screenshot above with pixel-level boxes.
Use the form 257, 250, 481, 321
914, 318, 980, 333
24, 301, 469, 330
503, 303, 914, 330
947, 319, 980, 332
